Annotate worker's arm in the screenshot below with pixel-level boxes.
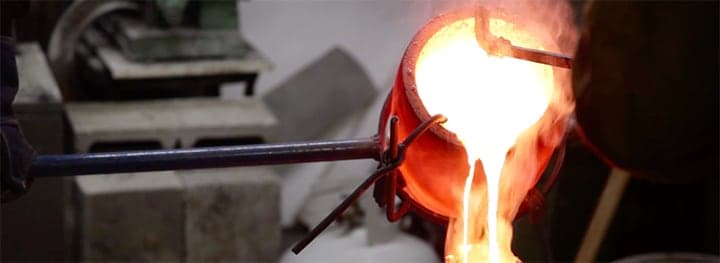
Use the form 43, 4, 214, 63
1, 0, 37, 203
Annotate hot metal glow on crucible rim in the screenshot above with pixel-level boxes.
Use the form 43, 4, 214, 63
382, 8, 570, 224
379, 8, 574, 263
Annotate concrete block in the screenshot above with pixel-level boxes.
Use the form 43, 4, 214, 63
265, 47, 376, 227
15, 42, 63, 105
286, 91, 386, 227
273, 48, 381, 226
66, 97, 278, 152
263, 47, 377, 142
97, 46, 271, 80
178, 167, 281, 262
13, 42, 64, 154
75, 172, 184, 261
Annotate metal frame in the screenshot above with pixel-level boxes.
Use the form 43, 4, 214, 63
291, 114, 448, 254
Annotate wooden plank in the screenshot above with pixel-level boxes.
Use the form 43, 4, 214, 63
575, 168, 631, 263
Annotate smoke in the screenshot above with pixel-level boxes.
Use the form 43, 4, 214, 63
426, 0, 579, 54
492, 0, 578, 252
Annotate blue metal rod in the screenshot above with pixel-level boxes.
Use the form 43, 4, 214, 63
30, 138, 380, 177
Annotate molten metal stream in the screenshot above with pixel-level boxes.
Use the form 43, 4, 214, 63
415, 17, 555, 262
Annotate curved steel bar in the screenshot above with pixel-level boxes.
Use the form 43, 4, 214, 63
30, 138, 380, 178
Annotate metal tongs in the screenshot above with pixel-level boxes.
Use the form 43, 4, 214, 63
475, 7, 573, 69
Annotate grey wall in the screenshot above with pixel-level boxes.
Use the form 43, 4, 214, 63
231, 1, 467, 97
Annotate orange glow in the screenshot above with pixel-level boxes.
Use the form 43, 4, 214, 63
414, 16, 563, 263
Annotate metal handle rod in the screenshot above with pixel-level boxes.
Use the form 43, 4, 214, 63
30, 137, 380, 178
509, 46, 573, 69
474, 7, 573, 69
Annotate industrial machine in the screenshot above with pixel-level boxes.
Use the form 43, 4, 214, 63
48, 0, 269, 100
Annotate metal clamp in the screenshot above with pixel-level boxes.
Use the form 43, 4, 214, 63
291, 114, 447, 254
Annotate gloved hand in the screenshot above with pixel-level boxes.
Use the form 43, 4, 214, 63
1, 37, 37, 203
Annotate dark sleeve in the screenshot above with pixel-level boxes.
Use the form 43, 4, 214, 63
1, 33, 36, 202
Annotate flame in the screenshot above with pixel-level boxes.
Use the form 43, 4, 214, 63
414, 14, 567, 262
